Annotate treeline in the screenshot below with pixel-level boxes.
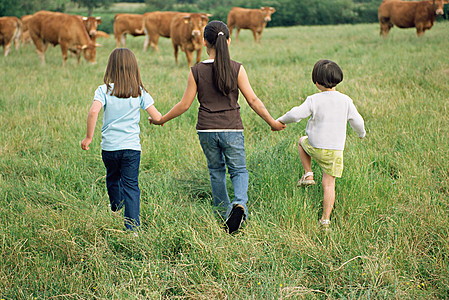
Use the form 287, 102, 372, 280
1, 0, 448, 28
145, 0, 382, 26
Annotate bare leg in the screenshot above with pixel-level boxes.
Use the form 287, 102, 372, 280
321, 172, 336, 221
298, 136, 313, 181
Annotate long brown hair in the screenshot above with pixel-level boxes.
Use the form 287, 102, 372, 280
203, 21, 236, 96
103, 48, 147, 98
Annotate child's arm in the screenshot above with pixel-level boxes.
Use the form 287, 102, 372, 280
146, 105, 162, 124
277, 99, 312, 124
151, 70, 197, 126
348, 102, 366, 139
81, 100, 102, 150
237, 66, 285, 131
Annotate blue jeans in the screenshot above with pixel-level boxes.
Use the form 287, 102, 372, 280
102, 149, 141, 231
198, 131, 249, 220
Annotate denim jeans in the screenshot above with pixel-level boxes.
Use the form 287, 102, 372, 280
198, 131, 249, 220
102, 149, 141, 231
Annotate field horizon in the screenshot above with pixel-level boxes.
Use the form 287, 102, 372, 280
1, 21, 448, 298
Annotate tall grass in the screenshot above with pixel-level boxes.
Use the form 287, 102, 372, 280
1, 22, 448, 298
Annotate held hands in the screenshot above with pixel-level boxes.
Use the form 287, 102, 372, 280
270, 120, 286, 131
148, 116, 164, 126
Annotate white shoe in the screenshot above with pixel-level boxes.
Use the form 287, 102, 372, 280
297, 172, 316, 187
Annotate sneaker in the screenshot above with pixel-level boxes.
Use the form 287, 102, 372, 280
319, 219, 331, 229
225, 204, 245, 234
297, 172, 316, 187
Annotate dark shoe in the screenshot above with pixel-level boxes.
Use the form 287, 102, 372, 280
225, 204, 245, 234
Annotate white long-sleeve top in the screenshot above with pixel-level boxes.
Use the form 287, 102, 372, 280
277, 91, 366, 150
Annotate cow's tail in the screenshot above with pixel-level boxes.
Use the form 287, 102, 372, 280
13, 19, 23, 50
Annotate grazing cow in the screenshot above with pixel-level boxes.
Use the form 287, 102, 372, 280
378, 0, 448, 36
77, 16, 102, 41
113, 14, 145, 47
21, 15, 33, 46
170, 13, 209, 67
27, 11, 99, 66
227, 7, 276, 43
0, 16, 22, 56
142, 11, 183, 51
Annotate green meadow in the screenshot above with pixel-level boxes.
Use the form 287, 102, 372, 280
1, 22, 448, 298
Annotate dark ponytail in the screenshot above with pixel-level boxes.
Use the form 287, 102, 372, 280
203, 21, 237, 96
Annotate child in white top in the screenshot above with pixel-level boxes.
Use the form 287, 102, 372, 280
277, 59, 366, 228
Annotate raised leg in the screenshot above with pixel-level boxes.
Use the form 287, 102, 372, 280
298, 136, 313, 181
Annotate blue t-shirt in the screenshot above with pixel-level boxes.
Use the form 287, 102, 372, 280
94, 84, 154, 151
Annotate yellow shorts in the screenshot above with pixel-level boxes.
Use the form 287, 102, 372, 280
300, 137, 343, 178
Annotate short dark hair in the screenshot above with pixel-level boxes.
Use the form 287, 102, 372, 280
312, 59, 343, 88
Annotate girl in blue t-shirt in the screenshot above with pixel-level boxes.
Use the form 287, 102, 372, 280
81, 48, 162, 232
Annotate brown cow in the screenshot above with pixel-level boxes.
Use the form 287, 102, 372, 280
170, 13, 209, 67
378, 0, 448, 36
142, 11, 183, 52
227, 7, 276, 43
0, 16, 22, 56
27, 11, 99, 66
113, 14, 145, 47
77, 16, 102, 41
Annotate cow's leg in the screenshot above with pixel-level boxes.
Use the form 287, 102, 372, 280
35, 40, 49, 65
251, 30, 258, 43
236, 28, 241, 41
379, 19, 392, 37
60, 42, 69, 67
185, 50, 194, 68
229, 26, 233, 39
3, 43, 11, 57
195, 48, 202, 65
416, 24, 425, 37
121, 34, 126, 47
75, 50, 82, 64
143, 33, 150, 51
173, 44, 179, 65
115, 34, 121, 47
150, 33, 160, 52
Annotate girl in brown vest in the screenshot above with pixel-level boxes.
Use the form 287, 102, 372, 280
151, 21, 285, 233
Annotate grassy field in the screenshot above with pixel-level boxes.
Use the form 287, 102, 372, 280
1, 21, 449, 299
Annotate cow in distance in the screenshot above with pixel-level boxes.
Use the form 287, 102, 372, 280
378, 0, 448, 36
0, 16, 22, 56
227, 7, 276, 43
27, 11, 100, 66
113, 14, 145, 47
143, 11, 183, 52
170, 13, 210, 67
